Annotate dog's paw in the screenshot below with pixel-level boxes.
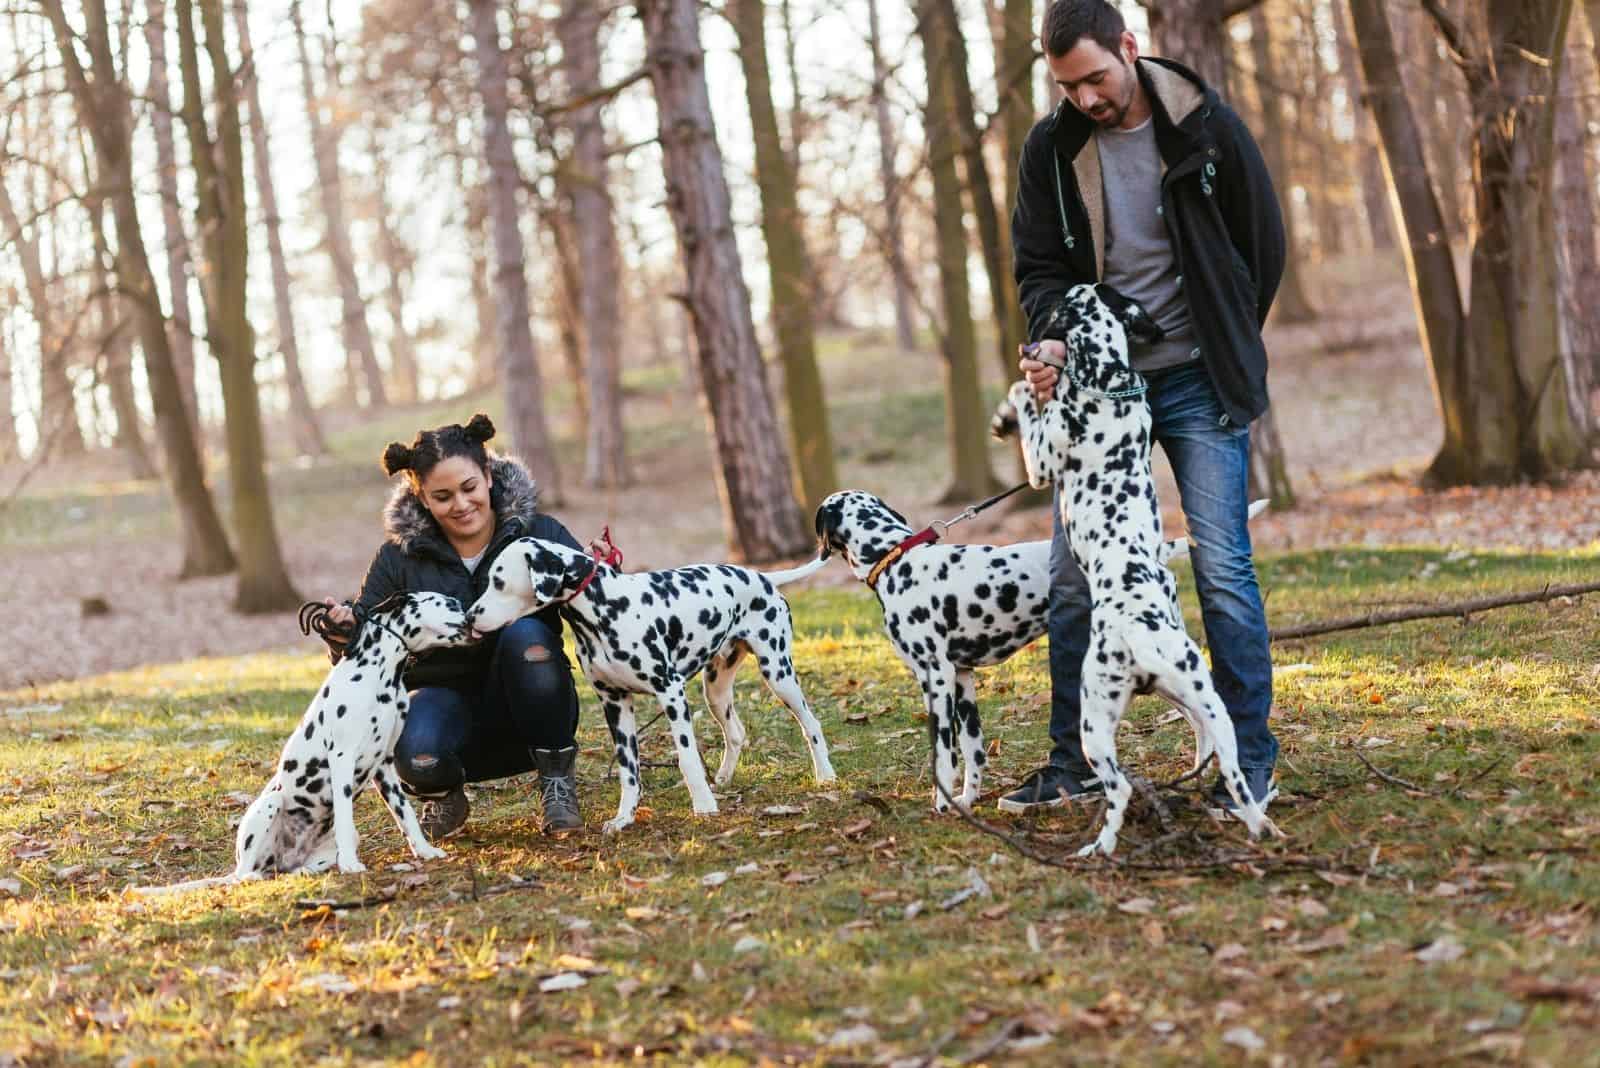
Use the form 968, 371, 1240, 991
601, 816, 633, 835
692, 799, 720, 816
415, 843, 448, 862
814, 768, 838, 784
337, 859, 369, 874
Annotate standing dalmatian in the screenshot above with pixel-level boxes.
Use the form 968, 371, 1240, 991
1001, 282, 1277, 855
467, 539, 835, 833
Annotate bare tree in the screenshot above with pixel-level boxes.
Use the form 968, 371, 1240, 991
233, 0, 327, 457
467, 0, 562, 494
637, 0, 810, 559
142, 0, 200, 425
289, 0, 386, 409
1555, 6, 1600, 433
729, 0, 837, 510
1143, 0, 1266, 90
1329, 0, 1395, 251
0, 177, 86, 458
1247, 5, 1315, 321
917, 0, 1001, 502
865, 0, 918, 351
368, 129, 423, 406
557, 0, 631, 489
41, 0, 235, 576
176, 0, 301, 610
84, 166, 156, 479
0, 293, 15, 461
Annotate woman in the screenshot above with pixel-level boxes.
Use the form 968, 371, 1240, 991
321, 414, 585, 838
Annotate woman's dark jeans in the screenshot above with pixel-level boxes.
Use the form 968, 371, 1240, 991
394, 616, 581, 793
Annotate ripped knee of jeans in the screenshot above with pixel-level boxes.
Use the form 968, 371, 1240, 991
523, 643, 553, 663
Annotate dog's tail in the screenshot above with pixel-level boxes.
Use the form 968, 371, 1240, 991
763, 554, 831, 587
1158, 499, 1270, 564
126, 871, 250, 898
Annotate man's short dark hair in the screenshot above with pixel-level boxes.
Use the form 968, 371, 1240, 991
1041, 0, 1127, 58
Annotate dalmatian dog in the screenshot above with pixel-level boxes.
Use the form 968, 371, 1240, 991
998, 281, 1278, 856
131, 593, 474, 895
467, 539, 836, 833
815, 491, 1264, 814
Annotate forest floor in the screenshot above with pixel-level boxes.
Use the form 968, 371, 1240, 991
1, 252, 1596, 691
2, 253, 1598, 1065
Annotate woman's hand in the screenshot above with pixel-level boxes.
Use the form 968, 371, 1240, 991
322, 597, 356, 645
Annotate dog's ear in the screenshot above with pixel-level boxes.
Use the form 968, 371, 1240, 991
526, 546, 587, 605
1093, 283, 1165, 345
814, 498, 847, 559
990, 398, 1019, 440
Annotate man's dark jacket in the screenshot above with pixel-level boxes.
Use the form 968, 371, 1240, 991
1012, 57, 1285, 426
332, 456, 581, 690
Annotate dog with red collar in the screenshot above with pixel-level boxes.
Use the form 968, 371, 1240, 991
467, 538, 836, 833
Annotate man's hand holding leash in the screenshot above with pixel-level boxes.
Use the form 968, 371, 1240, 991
1019, 340, 1066, 402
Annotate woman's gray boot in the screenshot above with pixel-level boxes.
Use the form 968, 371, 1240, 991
532, 746, 582, 833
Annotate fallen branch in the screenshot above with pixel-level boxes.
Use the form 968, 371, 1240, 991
1270, 581, 1600, 642
1350, 743, 1432, 795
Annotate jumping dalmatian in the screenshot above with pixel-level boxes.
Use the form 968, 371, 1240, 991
814, 491, 1263, 813
466, 539, 835, 833
131, 593, 474, 895
997, 282, 1278, 856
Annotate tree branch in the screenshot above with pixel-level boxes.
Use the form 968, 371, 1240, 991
1270, 582, 1600, 642
537, 66, 649, 119
1419, 0, 1486, 92
1223, 0, 1268, 19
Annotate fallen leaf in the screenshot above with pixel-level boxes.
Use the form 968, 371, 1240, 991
1414, 935, 1466, 963
1213, 942, 1248, 963
1293, 926, 1350, 954
827, 1024, 879, 1047
732, 936, 765, 954
553, 954, 595, 971
702, 871, 730, 888
625, 906, 661, 921
1222, 1026, 1265, 1052
539, 972, 587, 993
762, 804, 805, 816
0, 879, 20, 896
1117, 897, 1156, 915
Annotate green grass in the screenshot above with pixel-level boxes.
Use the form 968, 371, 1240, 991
3, 549, 1598, 1065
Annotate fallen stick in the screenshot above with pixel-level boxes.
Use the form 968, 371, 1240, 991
1270, 581, 1600, 642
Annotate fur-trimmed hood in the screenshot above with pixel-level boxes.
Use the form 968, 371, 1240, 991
382, 454, 541, 557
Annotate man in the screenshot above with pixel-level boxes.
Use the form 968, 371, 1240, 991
999, 0, 1284, 817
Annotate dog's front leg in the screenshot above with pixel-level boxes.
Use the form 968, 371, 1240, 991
952, 670, 985, 806
921, 667, 962, 812
329, 759, 367, 873
597, 685, 643, 834
1077, 655, 1135, 857
373, 759, 447, 861
657, 681, 718, 817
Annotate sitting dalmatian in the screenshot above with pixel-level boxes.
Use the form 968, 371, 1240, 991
815, 491, 1262, 813
467, 539, 835, 833
998, 282, 1279, 856
132, 593, 475, 895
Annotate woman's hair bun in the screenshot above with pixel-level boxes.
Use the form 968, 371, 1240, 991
463, 413, 496, 443
381, 442, 414, 476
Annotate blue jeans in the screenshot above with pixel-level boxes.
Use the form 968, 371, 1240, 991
394, 616, 581, 793
1047, 361, 1278, 770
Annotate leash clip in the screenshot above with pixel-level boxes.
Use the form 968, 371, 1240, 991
589, 525, 623, 568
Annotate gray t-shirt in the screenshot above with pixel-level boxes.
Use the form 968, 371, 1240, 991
1096, 118, 1198, 372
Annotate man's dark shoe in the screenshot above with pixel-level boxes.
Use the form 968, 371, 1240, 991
1207, 767, 1278, 820
533, 746, 583, 834
997, 764, 1103, 814
412, 785, 470, 842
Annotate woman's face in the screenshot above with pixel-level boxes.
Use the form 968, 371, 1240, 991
418, 455, 493, 544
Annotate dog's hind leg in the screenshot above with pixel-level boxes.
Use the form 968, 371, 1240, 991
952, 670, 985, 806
1077, 633, 1136, 856
701, 643, 750, 787
746, 631, 836, 786
374, 759, 447, 861
597, 684, 644, 834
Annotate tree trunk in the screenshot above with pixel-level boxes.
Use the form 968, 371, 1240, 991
370, 133, 423, 406
730, 0, 838, 512
1145, 0, 1263, 90
1349, 0, 1473, 479
917, 0, 1001, 503
637, 0, 811, 560
558, 0, 632, 490
1555, 8, 1600, 445
88, 191, 157, 479
0, 181, 86, 458
143, 0, 200, 427
42, 0, 235, 577
233, 0, 327, 457
178, 0, 301, 611
468, 0, 563, 498
542, 199, 591, 441
289, 0, 386, 409
1330, 0, 1395, 251
1248, 7, 1315, 322
932, 0, 1023, 387
866, 0, 918, 351
0, 309, 15, 461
